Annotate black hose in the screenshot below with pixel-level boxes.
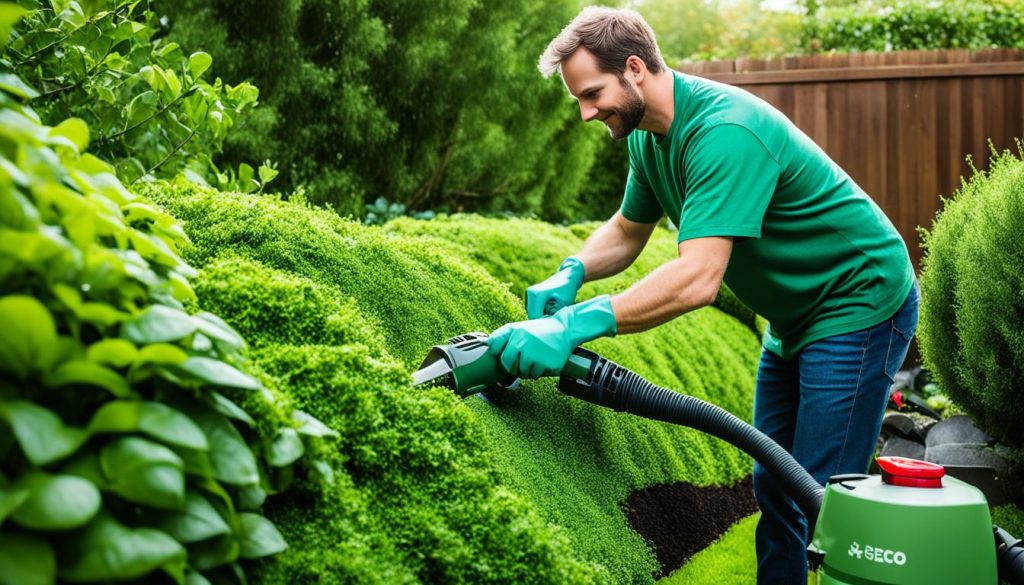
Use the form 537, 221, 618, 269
559, 348, 824, 526
996, 526, 1024, 585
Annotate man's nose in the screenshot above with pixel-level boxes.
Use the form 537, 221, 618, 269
579, 103, 598, 121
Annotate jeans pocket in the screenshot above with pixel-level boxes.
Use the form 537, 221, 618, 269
883, 322, 912, 382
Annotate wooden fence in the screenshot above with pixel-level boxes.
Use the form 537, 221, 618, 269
678, 49, 1024, 271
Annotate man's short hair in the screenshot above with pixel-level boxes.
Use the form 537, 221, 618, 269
539, 6, 666, 79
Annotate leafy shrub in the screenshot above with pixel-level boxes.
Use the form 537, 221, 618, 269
918, 145, 1024, 445
2, 0, 261, 189
803, 0, 1024, 53
0, 66, 327, 583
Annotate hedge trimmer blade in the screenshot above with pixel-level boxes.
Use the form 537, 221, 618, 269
411, 358, 453, 386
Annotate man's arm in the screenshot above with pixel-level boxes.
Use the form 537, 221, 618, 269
611, 236, 732, 334
575, 211, 659, 282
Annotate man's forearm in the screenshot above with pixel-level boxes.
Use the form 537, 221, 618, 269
574, 213, 654, 282
609, 237, 732, 334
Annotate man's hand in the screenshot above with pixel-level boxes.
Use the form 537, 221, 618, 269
487, 295, 617, 378
525, 257, 586, 319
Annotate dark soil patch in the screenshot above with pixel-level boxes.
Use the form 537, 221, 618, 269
622, 475, 758, 578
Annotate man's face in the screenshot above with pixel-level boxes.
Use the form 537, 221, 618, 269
561, 47, 646, 140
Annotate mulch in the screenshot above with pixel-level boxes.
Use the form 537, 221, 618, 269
622, 475, 759, 578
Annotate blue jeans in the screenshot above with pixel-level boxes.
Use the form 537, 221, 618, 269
752, 285, 919, 584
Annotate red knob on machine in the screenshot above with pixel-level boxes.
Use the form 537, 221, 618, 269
877, 456, 945, 488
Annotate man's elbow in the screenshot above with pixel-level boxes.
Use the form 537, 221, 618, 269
697, 280, 720, 308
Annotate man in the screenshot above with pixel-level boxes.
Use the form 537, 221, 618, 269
485, 6, 919, 584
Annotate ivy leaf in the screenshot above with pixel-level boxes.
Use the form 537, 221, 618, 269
0, 532, 55, 585
266, 427, 304, 467
136, 343, 189, 366
86, 338, 138, 368
0, 485, 29, 524
100, 437, 185, 510
0, 72, 38, 100
0, 295, 57, 379
122, 304, 197, 344
0, 401, 86, 465
187, 408, 258, 486
174, 357, 261, 391
48, 117, 89, 152
58, 512, 186, 582
150, 489, 230, 543
293, 410, 338, 438
88, 401, 208, 451
187, 52, 212, 79
192, 312, 245, 352
9, 471, 101, 530
237, 513, 287, 559
44, 360, 132, 397
207, 392, 255, 426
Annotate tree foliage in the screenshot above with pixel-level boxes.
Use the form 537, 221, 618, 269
1, 0, 266, 192
159, 0, 607, 220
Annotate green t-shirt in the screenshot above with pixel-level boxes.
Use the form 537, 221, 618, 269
622, 71, 914, 359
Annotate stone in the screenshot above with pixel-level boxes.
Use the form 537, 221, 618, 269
925, 414, 993, 447
881, 412, 924, 442
880, 436, 926, 460
942, 466, 1011, 507
925, 443, 1008, 472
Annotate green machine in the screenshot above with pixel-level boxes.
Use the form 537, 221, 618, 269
413, 333, 1024, 585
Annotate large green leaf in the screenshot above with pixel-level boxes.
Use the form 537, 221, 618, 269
187, 51, 212, 79
151, 490, 230, 543
0, 295, 57, 379
85, 338, 138, 368
0, 485, 29, 524
135, 343, 189, 366
100, 436, 185, 510
188, 409, 258, 486
266, 427, 303, 467
187, 533, 238, 571
0, 74, 37, 101
9, 472, 101, 530
88, 401, 208, 451
0, 401, 86, 465
44, 360, 131, 397
192, 312, 245, 352
0, 532, 55, 585
293, 410, 338, 438
207, 392, 255, 426
237, 513, 286, 559
58, 513, 186, 582
49, 118, 89, 152
121, 304, 197, 344
174, 356, 261, 390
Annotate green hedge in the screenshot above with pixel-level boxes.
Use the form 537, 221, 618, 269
918, 145, 1024, 445
383, 214, 765, 337
804, 0, 1024, 53
145, 181, 762, 583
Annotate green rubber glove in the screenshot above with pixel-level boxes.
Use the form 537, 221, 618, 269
487, 295, 617, 379
525, 256, 586, 319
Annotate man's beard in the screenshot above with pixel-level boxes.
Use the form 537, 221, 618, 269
604, 81, 645, 140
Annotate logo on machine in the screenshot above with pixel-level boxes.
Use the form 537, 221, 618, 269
848, 541, 907, 566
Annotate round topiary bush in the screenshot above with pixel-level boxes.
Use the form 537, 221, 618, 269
918, 144, 1024, 445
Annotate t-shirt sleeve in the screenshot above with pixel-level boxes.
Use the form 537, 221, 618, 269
619, 151, 663, 224
677, 123, 781, 242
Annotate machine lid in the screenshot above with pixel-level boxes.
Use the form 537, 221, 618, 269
876, 456, 944, 488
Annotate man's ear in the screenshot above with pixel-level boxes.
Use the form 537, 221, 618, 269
625, 55, 646, 84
